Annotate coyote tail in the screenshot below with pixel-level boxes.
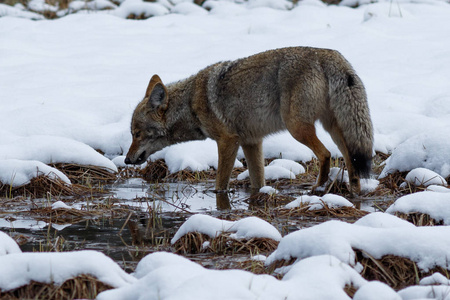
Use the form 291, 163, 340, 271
327, 58, 374, 178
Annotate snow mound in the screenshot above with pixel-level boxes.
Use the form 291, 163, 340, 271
0, 3, 44, 19
380, 130, 450, 179
386, 191, 450, 224
0, 250, 136, 291
98, 252, 367, 300
268, 159, 305, 175
0, 231, 22, 256
265, 220, 450, 272
353, 281, 400, 300
405, 167, 447, 187
259, 186, 278, 195
151, 139, 242, 173
0, 135, 117, 173
354, 212, 415, 229
0, 159, 71, 187
171, 214, 281, 244
285, 194, 354, 210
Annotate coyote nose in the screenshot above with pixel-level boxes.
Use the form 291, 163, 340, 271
124, 157, 132, 164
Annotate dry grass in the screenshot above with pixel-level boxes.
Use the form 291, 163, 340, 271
267, 249, 450, 291
277, 201, 368, 219
141, 159, 217, 183
0, 164, 117, 199
1, 175, 89, 198
394, 212, 444, 226
0, 274, 113, 300
173, 231, 279, 255
51, 163, 117, 185
29, 202, 130, 225
356, 250, 449, 290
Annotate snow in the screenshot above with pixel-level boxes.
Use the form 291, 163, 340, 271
171, 214, 282, 244
399, 286, 450, 300
0, 231, 22, 256
386, 191, 450, 224
0, 3, 44, 19
354, 212, 415, 228
0, 159, 71, 187
51, 200, 73, 209
1, 0, 450, 298
380, 130, 450, 179
238, 165, 296, 181
265, 219, 450, 272
98, 252, 367, 300
259, 186, 278, 194
405, 167, 447, 187
0, 250, 136, 291
1, 0, 450, 187
420, 273, 450, 286
151, 139, 243, 173
353, 281, 401, 300
268, 159, 305, 175
285, 194, 354, 210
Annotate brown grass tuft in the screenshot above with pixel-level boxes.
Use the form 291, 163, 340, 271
0, 274, 113, 300
247, 192, 295, 208
173, 231, 279, 255
394, 212, 444, 226
51, 163, 117, 184
1, 175, 89, 198
356, 250, 449, 290
141, 159, 217, 183
278, 202, 368, 219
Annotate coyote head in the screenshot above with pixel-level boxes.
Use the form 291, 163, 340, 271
125, 75, 170, 165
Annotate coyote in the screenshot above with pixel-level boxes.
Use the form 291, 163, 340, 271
125, 47, 373, 195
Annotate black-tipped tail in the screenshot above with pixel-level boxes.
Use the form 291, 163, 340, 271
351, 152, 372, 178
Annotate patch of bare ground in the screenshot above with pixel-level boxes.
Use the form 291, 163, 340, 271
0, 275, 113, 300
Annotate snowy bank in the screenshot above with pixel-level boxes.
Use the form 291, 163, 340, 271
98, 252, 368, 300
285, 194, 354, 210
0, 250, 136, 291
171, 214, 282, 244
386, 191, 450, 224
265, 218, 450, 272
0, 159, 71, 187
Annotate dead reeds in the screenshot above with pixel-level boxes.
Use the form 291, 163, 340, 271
0, 274, 113, 300
1, 175, 88, 199
356, 250, 449, 290
394, 212, 444, 226
51, 163, 117, 184
278, 202, 368, 219
172, 231, 279, 255
140, 159, 217, 183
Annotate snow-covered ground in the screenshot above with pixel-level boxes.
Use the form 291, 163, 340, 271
1, 0, 450, 298
1, 0, 450, 185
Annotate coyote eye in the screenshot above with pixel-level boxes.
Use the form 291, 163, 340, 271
134, 131, 141, 139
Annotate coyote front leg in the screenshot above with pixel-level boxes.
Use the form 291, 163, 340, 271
215, 136, 240, 192
241, 141, 265, 193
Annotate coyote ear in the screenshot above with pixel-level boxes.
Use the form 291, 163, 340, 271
145, 74, 168, 111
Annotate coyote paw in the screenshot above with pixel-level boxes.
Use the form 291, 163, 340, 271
311, 182, 328, 196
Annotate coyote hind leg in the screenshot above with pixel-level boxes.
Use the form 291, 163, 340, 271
286, 121, 331, 193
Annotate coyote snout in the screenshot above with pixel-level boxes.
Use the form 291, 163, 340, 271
125, 47, 374, 196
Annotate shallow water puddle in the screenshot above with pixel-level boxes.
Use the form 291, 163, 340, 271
0, 179, 388, 272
